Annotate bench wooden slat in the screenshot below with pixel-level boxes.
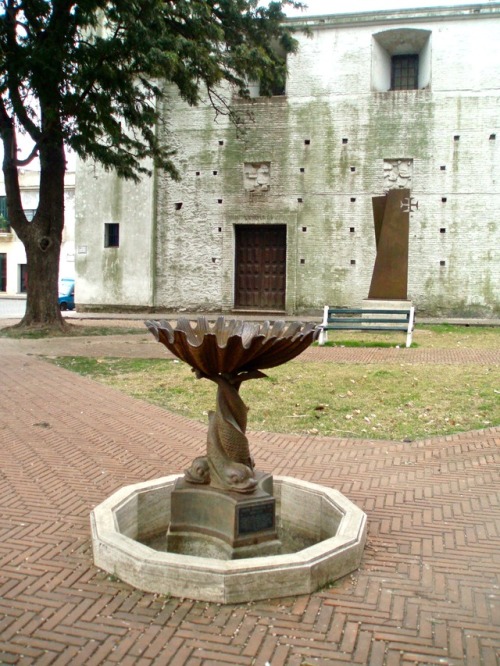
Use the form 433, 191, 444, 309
327, 309, 411, 316
324, 317, 409, 324
325, 325, 409, 331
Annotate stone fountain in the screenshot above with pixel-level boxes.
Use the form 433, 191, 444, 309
91, 318, 366, 603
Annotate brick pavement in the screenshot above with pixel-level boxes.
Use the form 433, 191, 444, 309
0, 335, 499, 665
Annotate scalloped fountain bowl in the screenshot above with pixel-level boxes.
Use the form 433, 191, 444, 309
91, 475, 367, 604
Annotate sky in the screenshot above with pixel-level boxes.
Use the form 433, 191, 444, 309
285, 0, 492, 15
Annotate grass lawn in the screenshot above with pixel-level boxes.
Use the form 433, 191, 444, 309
0, 323, 145, 338
52, 350, 500, 442
320, 323, 500, 349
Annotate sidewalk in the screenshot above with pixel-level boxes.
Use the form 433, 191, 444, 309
0, 334, 499, 665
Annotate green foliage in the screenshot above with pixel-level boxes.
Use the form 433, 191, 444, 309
0, 0, 303, 180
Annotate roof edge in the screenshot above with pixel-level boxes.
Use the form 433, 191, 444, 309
286, 3, 500, 29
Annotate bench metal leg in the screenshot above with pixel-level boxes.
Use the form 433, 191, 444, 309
405, 306, 415, 347
318, 328, 327, 346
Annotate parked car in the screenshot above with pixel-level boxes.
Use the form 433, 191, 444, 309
58, 278, 75, 311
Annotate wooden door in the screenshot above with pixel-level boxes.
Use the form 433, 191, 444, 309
235, 225, 286, 310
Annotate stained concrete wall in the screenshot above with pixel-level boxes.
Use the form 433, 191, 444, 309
75, 159, 155, 308
75, 4, 500, 317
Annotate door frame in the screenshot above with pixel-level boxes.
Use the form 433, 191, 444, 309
221, 216, 298, 313
234, 223, 287, 311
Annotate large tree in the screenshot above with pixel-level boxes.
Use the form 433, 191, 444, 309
0, 0, 301, 329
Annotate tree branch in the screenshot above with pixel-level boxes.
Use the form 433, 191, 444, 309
0, 96, 28, 233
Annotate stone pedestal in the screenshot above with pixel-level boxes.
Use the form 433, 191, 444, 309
167, 472, 281, 559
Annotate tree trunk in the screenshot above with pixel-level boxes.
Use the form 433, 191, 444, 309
20, 140, 66, 328
1, 103, 68, 330
21, 226, 64, 327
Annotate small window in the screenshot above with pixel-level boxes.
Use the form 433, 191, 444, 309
372, 29, 431, 92
19, 263, 27, 293
0, 253, 6, 291
104, 223, 119, 248
0, 195, 9, 231
391, 54, 419, 90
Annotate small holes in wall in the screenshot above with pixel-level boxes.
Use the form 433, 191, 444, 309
218, 140, 224, 146
350, 259, 356, 265
350, 227, 355, 233
342, 138, 348, 144
196, 171, 201, 176
300, 258, 305, 265
454, 135, 460, 141
217, 199, 223, 204
218, 227, 222, 233
299, 167, 305, 173
441, 197, 447, 202
350, 197, 356, 202
304, 139, 311, 145
302, 227, 307, 232
440, 165, 446, 171
440, 260, 446, 266
440, 228, 446, 233
175, 202, 183, 210
212, 258, 217, 263
213, 170, 218, 176
297, 197, 303, 203
350, 166, 356, 172
490, 134, 496, 141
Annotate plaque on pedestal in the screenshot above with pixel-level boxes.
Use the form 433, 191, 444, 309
167, 472, 281, 559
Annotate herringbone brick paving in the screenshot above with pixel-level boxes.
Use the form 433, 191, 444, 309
0, 333, 499, 665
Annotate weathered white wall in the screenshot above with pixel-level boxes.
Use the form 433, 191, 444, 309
75, 160, 155, 308
75, 4, 500, 317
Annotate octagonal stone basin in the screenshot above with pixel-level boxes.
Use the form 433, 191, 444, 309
91, 475, 367, 604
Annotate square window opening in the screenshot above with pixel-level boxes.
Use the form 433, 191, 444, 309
105, 223, 120, 248
391, 54, 419, 90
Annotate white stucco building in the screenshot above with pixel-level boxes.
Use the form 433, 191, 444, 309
0, 170, 75, 296
76, 3, 500, 317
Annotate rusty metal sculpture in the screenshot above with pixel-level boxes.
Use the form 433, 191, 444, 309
368, 188, 410, 300
146, 317, 317, 494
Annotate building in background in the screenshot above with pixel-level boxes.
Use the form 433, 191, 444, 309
76, 3, 500, 317
0, 170, 75, 296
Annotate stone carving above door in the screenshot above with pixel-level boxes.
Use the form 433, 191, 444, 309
383, 159, 413, 192
244, 162, 271, 192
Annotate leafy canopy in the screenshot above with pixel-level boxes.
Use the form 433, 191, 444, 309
0, 0, 302, 181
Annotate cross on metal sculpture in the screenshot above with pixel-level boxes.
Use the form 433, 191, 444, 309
400, 197, 419, 213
